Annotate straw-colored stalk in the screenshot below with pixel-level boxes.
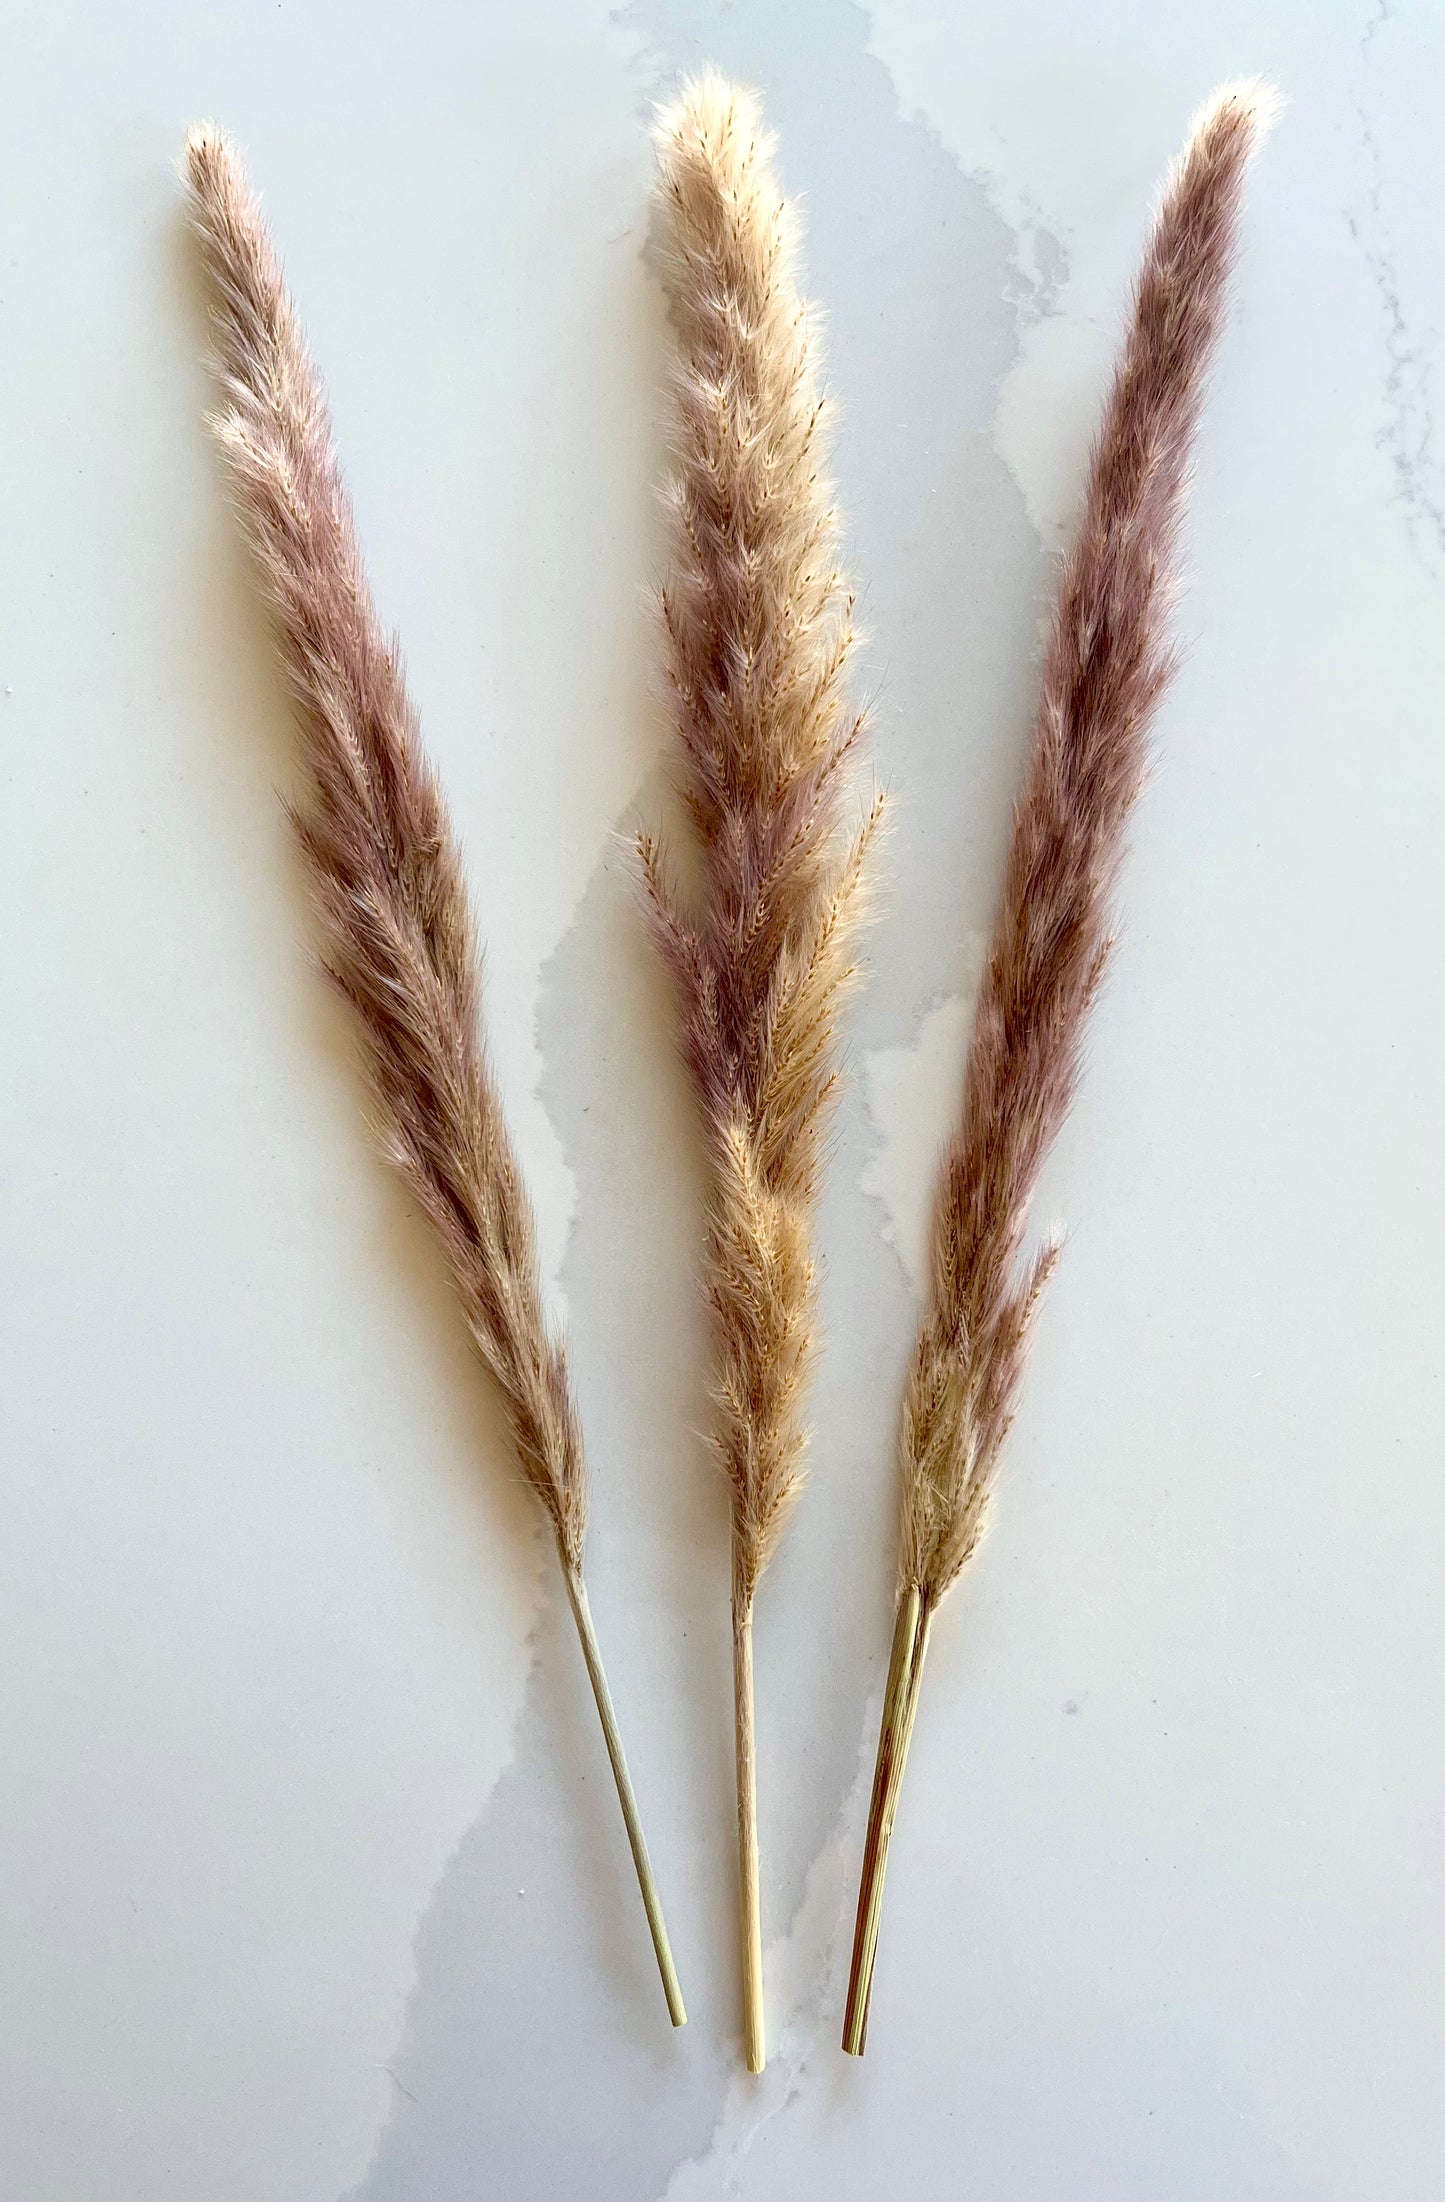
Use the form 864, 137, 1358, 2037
641, 77, 882, 2071
184, 125, 684, 2028
842, 82, 1275, 2055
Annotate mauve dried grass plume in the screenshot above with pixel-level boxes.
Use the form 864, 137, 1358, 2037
640, 76, 883, 2070
842, 81, 1275, 2054
184, 124, 685, 2027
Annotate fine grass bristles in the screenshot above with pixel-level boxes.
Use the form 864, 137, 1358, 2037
184, 123, 685, 2029
641, 75, 883, 2072
842, 82, 1275, 2055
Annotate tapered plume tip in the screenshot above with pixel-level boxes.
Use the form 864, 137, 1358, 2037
180, 121, 251, 212
1192, 76, 1283, 148
653, 69, 764, 158
182, 120, 228, 172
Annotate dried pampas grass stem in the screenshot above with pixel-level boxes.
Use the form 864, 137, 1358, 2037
842, 82, 1274, 2054
185, 124, 684, 2028
642, 77, 882, 2071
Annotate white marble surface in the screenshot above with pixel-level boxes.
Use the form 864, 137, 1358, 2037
2, 3, 1443, 2196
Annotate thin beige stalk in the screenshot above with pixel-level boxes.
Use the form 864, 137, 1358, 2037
843, 82, 1275, 2053
561, 1552, 686, 2026
841, 1584, 931, 2055
641, 76, 882, 2070
184, 123, 683, 2028
732, 1592, 764, 2071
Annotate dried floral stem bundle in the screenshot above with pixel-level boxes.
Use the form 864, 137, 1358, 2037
842, 83, 1273, 2054
185, 125, 684, 2027
641, 78, 882, 2071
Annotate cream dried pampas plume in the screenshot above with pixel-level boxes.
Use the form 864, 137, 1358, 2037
641, 77, 882, 2071
184, 124, 685, 2027
842, 82, 1275, 2054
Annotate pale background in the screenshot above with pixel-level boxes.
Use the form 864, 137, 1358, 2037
2, 2, 1443, 2197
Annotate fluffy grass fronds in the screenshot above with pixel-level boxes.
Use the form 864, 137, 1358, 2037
899, 81, 1273, 1605
845, 81, 1274, 2056
185, 125, 684, 2026
642, 75, 882, 2069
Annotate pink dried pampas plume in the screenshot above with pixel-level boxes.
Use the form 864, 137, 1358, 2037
640, 76, 883, 2070
184, 124, 685, 2027
842, 81, 1276, 2053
